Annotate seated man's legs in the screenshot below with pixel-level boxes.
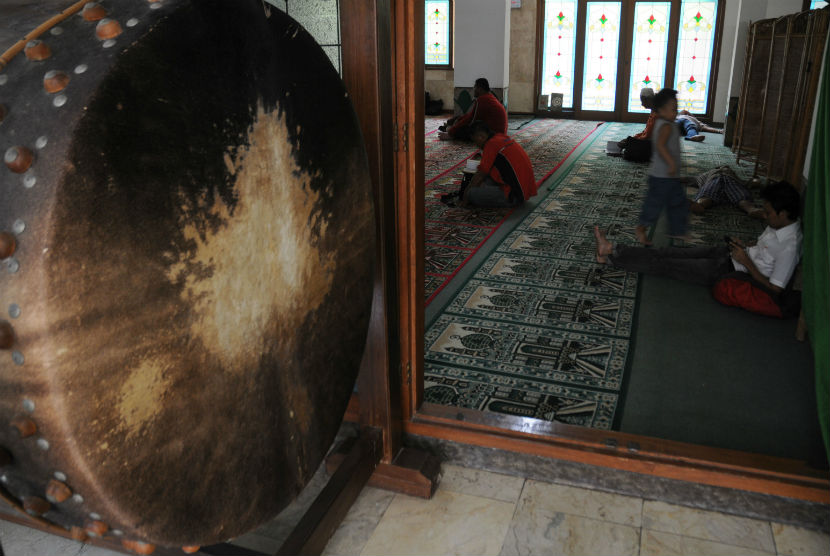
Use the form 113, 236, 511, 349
594, 227, 732, 285
611, 244, 732, 285
466, 176, 518, 208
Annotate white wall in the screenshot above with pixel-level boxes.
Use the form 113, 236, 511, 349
454, 0, 511, 88
724, 0, 768, 111
712, 0, 741, 123
765, 0, 805, 18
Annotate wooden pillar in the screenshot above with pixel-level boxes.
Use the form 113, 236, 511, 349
340, 0, 402, 463
334, 0, 439, 500
391, 0, 425, 421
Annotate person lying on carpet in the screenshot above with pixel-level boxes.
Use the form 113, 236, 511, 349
676, 109, 724, 142
438, 77, 508, 141
636, 87, 687, 245
689, 165, 766, 219
593, 181, 802, 315
460, 121, 536, 208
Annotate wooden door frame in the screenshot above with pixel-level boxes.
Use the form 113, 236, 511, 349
382, 0, 829, 503
341, 0, 403, 464
534, 0, 725, 123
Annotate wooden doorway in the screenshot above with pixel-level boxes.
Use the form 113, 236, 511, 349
387, 0, 828, 503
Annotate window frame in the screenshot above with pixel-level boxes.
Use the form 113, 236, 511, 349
425, 0, 454, 70
534, 0, 726, 122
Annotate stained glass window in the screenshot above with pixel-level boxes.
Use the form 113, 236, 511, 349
628, 3, 671, 113
810, 1, 828, 9
425, 0, 451, 66
541, 0, 578, 109
674, 0, 718, 113
582, 2, 622, 111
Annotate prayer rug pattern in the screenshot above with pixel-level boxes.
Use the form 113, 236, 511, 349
424, 362, 619, 427
424, 122, 765, 429
425, 119, 603, 303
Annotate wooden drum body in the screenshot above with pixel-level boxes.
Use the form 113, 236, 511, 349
0, 0, 374, 548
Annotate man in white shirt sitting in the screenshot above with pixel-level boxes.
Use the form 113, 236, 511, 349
592, 181, 802, 295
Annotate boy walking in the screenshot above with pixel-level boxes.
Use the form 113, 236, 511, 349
636, 87, 687, 245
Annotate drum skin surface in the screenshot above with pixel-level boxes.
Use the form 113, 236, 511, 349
0, 0, 374, 547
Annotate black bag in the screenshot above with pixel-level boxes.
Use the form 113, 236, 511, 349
425, 92, 444, 116
440, 172, 474, 206
620, 136, 651, 163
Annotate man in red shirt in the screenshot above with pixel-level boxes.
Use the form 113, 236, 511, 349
438, 78, 508, 141
462, 121, 536, 208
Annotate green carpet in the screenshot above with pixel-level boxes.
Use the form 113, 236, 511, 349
424, 122, 824, 461
619, 270, 821, 460
425, 123, 639, 428
617, 130, 823, 461
424, 119, 602, 304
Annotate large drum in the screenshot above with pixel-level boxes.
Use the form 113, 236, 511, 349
0, 0, 375, 549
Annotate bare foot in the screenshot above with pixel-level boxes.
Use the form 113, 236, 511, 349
635, 225, 652, 246
593, 226, 613, 264
688, 135, 705, 142
689, 200, 706, 215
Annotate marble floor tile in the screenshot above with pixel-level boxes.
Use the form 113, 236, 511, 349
500, 506, 641, 556
322, 486, 396, 556
360, 489, 515, 556
641, 529, 775, 556
643, 500, 776, 553
231, 530, 282, 554
438, 464, 526, 503
79, 544, 135, 556
771, 523, 830, 556
517, 479, 643, 527
0, 519, 119, 556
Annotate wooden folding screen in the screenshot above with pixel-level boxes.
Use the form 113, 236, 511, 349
734, 8, 829, 186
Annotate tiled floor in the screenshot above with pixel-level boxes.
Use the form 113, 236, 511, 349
320, 465, 830, 556
1, 463, 828, 555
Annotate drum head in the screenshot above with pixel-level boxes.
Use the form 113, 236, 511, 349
0, 0, 374, 546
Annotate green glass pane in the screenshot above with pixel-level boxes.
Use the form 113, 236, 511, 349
541, 0, 578, 109
675, 0, 718, 113
425, 0, 450, 65
628, 2, 671, 113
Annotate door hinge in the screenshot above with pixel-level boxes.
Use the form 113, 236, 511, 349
404, 360, 412, 383
402, 122, 409, 152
